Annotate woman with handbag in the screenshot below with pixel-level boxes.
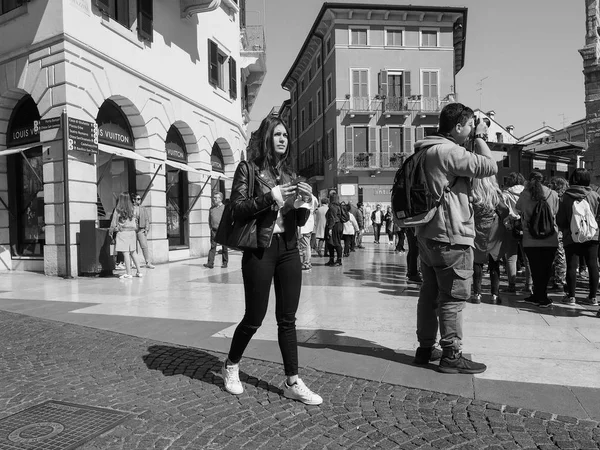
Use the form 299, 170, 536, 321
110, 192, 143, 279
221, 115, 322, 406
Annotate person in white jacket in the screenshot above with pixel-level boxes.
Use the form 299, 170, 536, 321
342, 204, 359, 257
501, 172, 531, 293
298, 193, 319, 270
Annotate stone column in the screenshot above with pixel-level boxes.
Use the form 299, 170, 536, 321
580, 0, 600, 181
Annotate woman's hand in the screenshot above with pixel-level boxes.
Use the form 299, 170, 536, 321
278, 182, 298, 201
295, 181, 312, 198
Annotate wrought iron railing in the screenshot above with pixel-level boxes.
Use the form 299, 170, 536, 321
381, 96, 450, 113
338, 152, 408, 169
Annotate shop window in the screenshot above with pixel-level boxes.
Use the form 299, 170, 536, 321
1, 0, 24, 15
6, 96, 44, 257
166, 126, 189, 248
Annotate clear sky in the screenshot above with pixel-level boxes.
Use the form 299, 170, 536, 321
247, 0, 586, 138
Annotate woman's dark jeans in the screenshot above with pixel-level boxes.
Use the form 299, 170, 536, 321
524, 247, 557, 302
473, 256, 500, 296
565, 241, 599, 298
228, 234, 302, 376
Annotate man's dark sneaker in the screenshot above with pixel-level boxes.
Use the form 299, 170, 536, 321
596, 310, 600, 318
407, 274, 423, 283
222, 264, 228, 268
537, 299, 553, 308
203, 263, 214, 269
325, 261, 335, 267
413, 346, 443, 365
491, 294, 502, 305
437, 353, 487, 374
523, 296, 539, 305
334, 260, 343, 266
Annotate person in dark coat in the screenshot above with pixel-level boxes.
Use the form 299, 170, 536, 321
325, 192, 344, 266
556, 168, 600, 306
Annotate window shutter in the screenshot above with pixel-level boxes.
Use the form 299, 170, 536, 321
381, 127, 389, 155
208, 40, 219, 87
96, 0, 110, 12
137, 0, 153, 42
404, 126, 413, 153
346, 127, 353, 156
404, 71, 411, 97
229, 57, 237, 99
369, 127, 377, 155
379, 70, 388, 97
416, 126, 425, 141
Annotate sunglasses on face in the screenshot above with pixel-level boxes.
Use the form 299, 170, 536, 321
135, 197, 141, 201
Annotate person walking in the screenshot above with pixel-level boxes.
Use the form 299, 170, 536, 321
413, 103, 497, 374
556, 168, 600, 306
549, 177, 569, 291
384, 206, 395, 247
515, 171, 560, 308
131, 193, 155, 269
205, 192, 229, 269
298, 193, 319, 270
221, 115, 322, 405
471, 176, 509, 305
110, 192, 143, 279
342, 204, 359, 257
501, 172, 532, 294
355, 202, 366, 249
313, 198, 329, 257
371, 204, 384, 244
325, 192, 345, 266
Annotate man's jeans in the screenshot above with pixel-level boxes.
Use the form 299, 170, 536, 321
417, 237, 473, 352
208, 231, 228, 266
136, 230, 151, 264
298, 232, 312, 265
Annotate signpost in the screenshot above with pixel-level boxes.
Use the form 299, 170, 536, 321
36, 117, 61, 132
67, 117, 98, 154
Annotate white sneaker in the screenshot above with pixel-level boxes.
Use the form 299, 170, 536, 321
222, 362, 243, 395
135, 272, 143, 278
283, 378, 322, 405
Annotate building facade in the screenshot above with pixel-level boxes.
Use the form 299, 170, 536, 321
281, 3, 467, 209
0, 0, 265, 276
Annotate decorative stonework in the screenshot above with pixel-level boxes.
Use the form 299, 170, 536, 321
581, 0, 600, 180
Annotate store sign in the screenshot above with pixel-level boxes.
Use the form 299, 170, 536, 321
166, 142, 186, 163
211, 154, 224, 172
67, 117, 98, 153
557, 162, 568, 172
9, 124, 38, 145
532, 159, 546, 170
98, 121, 133, 149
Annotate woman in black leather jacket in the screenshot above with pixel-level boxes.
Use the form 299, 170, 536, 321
221, 115, 323, 406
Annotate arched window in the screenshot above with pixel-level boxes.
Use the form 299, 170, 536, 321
166, 126, 189, 248
6, 96, 44, 257
95, 100, 136, 223
211, 142, 226, 197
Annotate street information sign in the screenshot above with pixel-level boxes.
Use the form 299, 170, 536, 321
67, 117, 98, 153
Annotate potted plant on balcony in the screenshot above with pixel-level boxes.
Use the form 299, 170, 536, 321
389, 152, 405, 167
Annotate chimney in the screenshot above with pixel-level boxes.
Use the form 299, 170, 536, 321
486, 110, 496, 120
506, 125, 515, 134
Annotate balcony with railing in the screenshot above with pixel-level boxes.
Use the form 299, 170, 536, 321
338, 152, 408, 170
381, 95, 450, 117
240, 25, 266, 114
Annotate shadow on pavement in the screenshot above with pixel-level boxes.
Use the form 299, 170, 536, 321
344, 263, 422, 297
298, 329, 440, 372
142, 345, 282, 394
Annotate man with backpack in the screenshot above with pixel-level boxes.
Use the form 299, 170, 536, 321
412, 103, 497, 374
556, 168, 600, 307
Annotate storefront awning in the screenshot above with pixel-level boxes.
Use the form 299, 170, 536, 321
97, 143, 156, 164
0, 144, 49, 156
151, 157, 230, 180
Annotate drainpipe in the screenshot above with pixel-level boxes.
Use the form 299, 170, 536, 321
61, 110, 73, 279
315, 32, 327, 193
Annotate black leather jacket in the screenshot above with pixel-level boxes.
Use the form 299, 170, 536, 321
230, 161, 309, 249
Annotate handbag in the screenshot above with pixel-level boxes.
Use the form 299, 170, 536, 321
214, 161, 258, 251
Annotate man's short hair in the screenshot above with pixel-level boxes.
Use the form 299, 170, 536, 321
438, 103, 474, 134
213, 192, 223, 200
321, 198, 329, 205
570, 168, 591, 187
356, 202, 363, 208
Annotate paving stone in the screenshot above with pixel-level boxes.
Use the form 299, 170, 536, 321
0, 310, 599, 450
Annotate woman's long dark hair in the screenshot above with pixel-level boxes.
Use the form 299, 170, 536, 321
248, 115, 293, 177
527, 171, 545, 201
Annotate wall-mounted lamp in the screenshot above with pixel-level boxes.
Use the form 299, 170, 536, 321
345, 94, 351, 100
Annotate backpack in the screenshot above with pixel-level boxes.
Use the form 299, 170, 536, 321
528, 194, 555, 239
391, 148, 455, 227
570, 198, 598, 243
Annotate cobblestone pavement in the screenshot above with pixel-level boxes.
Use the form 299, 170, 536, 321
1, 310, 599, 450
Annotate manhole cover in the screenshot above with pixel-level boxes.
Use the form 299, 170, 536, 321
0, 400, 130, 450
